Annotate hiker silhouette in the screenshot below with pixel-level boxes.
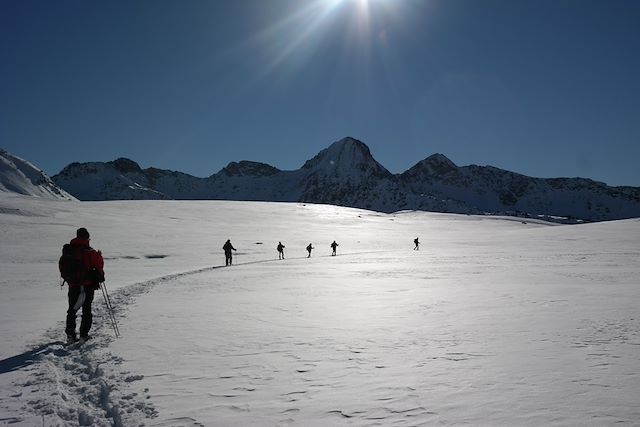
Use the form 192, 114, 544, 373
277, 241, 285, 259
330, 240, 339, 256
223, 239, 236, 266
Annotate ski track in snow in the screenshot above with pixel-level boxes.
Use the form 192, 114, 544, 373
6, 267, 220, 426
8, 251, 386, 426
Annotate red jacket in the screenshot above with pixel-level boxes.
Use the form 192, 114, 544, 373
62, 237, 105, 288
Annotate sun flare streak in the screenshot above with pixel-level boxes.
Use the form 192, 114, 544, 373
244, 0, 411, 85
250, 1, 345, 75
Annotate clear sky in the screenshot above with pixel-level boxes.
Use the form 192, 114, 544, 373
2, 0, 639, 186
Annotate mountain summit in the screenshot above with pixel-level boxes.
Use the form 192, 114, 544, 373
54, 159, 169, 200
47, 138, 640, 222
402, 154, 458, 180
301, 137, 392, 179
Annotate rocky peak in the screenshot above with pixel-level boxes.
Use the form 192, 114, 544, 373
109, 158, 142, 174
402, 153, 458, 181
301, 137, 391, 178
221, 161, 280, 177
421, 154, 457, 174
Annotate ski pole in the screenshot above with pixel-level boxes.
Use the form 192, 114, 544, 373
100, 282, 120, 338
100, 283, 117, 337
104, 284, 120, 337
103, 282, 120, 337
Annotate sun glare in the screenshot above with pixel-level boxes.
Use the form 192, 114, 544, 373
243, 0, 413, 83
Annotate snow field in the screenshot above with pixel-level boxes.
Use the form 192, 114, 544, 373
115, 233, 640, 425
1, 194, 639, 425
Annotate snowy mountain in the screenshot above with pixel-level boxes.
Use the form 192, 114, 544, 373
0, 149, 75, 200
51, 158, 171, 200
294, 138, 400, 211
50, 137, 640, 222
400, 155, 640, 222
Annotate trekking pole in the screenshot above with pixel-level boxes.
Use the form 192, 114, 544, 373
100, 282, 120, 338
103, 284, 120, 338
100, 283, 117, 337
103, 282, 120, 337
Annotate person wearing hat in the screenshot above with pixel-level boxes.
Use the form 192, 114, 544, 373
61, 227, 105, 343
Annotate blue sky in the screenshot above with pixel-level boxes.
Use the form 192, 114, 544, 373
2, 0, 639, 185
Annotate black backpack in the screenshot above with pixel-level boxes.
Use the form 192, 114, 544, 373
59, 244, 86, 284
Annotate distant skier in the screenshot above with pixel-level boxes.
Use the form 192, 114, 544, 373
306, 243, 314, 258
414, 237, 420, 250
277, 241, 285, 260
330, 240, 339, 256
223, 239, 236, 266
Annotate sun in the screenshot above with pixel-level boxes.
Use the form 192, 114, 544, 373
242, 0, 411, 79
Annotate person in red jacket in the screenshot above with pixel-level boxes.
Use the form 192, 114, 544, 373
60, 227, 105, 343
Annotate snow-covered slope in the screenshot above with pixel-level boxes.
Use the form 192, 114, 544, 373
52, 158, 171, 200
50, 137, 640, 221
401, 155, 640, 222
293, 138, 400, 211
1, 194, 639, 426
0, 149, 75, 200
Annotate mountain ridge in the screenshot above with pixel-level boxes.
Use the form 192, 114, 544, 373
21, 137, 640, 222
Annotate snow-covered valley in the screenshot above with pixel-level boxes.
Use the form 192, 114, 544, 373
1, 194, 639, 426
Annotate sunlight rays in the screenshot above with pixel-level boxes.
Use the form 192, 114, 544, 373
245, 0, 345, 78
249, 0, 409, 77
223, 0, 423, 116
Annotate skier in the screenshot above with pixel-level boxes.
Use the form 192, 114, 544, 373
277, 241, 285, 260
414, 237, 420, 250
330, 240, 339, 256
223, 239, 236, 266
59, 227, 105, 343
306, 243, 314, 258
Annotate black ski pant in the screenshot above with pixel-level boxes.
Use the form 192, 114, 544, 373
66, 286, 95, 337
